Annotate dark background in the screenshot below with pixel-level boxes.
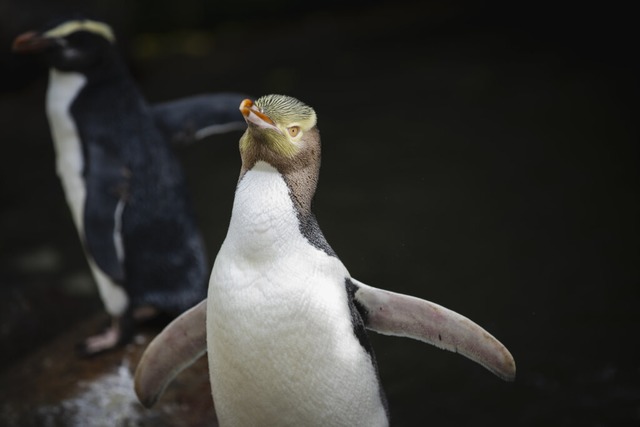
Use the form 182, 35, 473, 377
0, 1, 638, 426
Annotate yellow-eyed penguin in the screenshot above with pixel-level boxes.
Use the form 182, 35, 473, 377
135, 95, 516, 425
12, 17, 248, 356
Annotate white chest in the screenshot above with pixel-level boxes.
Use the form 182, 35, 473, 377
206, 162, 387, 427
46, 69, 87, 231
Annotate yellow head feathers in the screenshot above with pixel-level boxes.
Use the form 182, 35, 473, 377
239, 95, 317, 159
44, 20, 115, 43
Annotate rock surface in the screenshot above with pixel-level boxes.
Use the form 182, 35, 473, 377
0, 314, 216, 427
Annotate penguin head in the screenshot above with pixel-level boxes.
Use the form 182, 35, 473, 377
12, 18, 116, 72
239, 95, 320, 174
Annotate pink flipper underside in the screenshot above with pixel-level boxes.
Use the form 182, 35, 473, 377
134, 299, 207, 407
352, 279, 516, 381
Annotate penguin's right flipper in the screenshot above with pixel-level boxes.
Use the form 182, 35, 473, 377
150, 93, 249, 146
351, 279, 516, 382
134, 299, 207, 408
83, 144, 130, 283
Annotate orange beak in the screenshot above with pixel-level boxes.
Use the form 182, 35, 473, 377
239, 98, 281, 132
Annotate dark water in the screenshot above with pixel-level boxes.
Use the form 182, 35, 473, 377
1, 1, 638, 426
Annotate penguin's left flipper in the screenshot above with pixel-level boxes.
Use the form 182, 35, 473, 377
150, 93, 249, 146
83, 144, 129, 283
351, 278, 516, 382
134, 300, 207, 408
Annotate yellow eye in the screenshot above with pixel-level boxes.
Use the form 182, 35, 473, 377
287, 126, 300, 137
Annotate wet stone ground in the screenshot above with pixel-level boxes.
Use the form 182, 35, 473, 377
1, 1, 639, 426
0, 313, 216, 426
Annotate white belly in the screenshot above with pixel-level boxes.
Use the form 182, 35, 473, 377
46, 69, 87, 231
46, 69, 127, 316
206, 162, 387, 427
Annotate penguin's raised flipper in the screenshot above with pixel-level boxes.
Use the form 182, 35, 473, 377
83, 144, 129, 283
351, 279, 516, 382
135, 299, 207, 408
150, 93, 249, 146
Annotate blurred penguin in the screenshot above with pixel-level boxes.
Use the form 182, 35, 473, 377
12, 16, 247, 355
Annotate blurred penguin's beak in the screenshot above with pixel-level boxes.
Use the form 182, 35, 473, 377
12, 31, 54, 53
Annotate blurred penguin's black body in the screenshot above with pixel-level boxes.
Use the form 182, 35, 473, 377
13, 18, 215, 355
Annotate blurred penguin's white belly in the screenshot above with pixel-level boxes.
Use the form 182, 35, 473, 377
46, 69, 128, 316
206, 162, 387, 427
46, 69, 87, 231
